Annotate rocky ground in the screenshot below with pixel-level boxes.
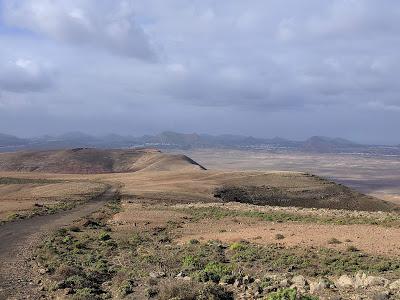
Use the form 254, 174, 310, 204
27, 199, 400, 299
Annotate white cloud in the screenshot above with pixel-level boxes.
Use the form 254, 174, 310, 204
2, 0, 156, 60
0, 0, 400, 141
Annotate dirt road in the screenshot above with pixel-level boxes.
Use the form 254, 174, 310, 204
0, 187, 116, 300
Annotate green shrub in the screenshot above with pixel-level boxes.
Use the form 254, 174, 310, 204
72, 288, 98, 300
182, 255, 201, 269
119, 279, 135, 297
63, 275, 91, 289
99, 231, 111, 241
197, 283, 234, 300
69, 226, 81, 232
202, 262, 232, 283
159, 281, 233, 300
145, 286, 159, 298
267, 288, 319, 300
346, 245, 359, 252
229, 242, 246, 251
327, 238, 342, 245
268, 288, 297, 300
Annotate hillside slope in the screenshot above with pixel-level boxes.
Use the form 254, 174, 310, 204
0, 148, 206, 174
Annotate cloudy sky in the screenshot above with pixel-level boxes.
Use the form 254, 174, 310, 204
0, 0, 399, 144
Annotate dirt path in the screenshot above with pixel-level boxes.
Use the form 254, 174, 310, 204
0, 187, 116, 300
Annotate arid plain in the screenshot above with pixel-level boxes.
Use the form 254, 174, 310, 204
0, 148, 400, 300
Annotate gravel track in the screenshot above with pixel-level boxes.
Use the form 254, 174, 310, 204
0, 187, 116, 300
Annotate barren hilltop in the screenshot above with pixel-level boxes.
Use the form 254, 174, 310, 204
0, 148, 206, 174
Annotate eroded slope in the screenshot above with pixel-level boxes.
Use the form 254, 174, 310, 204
0, 148, 205, 174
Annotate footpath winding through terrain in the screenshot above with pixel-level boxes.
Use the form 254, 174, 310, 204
0, 187, 116, 300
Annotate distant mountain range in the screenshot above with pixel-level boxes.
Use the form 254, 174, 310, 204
0, 131, 399, 155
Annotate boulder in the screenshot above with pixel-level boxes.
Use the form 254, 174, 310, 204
175, 272, 186, 278
279, 278, 290, 288
310, 278, 331, 294
335, 275, 354, 289
291, 275, 308, 288
371, 291, 389, 300
149, 271, 166, 278
364, 276, 389, 288
389, 279, 400, 290
243, 275, 253, 285
354, 272, 388, 288
354, 272, 367, 288
290, 275, 309, 292
233, 279, 241, 288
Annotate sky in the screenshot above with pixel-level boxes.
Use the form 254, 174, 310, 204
0, 0, 399, 144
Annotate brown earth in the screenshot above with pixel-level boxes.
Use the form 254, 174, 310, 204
111, 202, 400, 257
176, 216, 400, 257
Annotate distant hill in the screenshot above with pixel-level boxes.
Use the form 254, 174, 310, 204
300, 136, 363, 153
0, 131, 399, 155
0, 148, 206, 174
0, 133, 28, 147
135, 131, 300, 149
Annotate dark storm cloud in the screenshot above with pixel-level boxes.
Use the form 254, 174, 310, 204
0, 0, 399, 143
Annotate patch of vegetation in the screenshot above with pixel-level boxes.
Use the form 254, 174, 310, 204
6, 212, 23, 221
1, 200, 84, 225
267, 288, 318, 300
213, 183, 393, 212
229, 242, 247, 251
177, 206, 400, 227
159, 281, 233, 300
119, 279, 135, 297
327, 238, 342, 244
34, 195, 121, 299
0, 177, 64, 185
346, 245, 360, 252
198, 262, 233, 283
